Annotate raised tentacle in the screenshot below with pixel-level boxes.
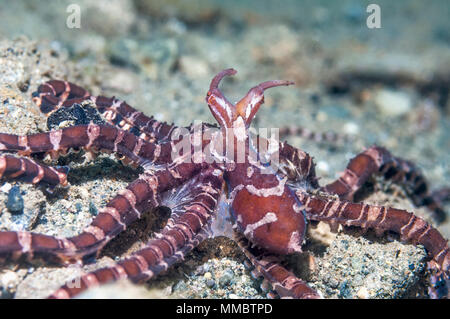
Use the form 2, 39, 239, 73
321, 145, 447, 222
234, 231, 320, 299
296, 190, 449, 298
48, 166, 224, 298
235, 79, 294, 126
33, 81, 179, 143
206, 69, 294, 128
205, 68, 237, 128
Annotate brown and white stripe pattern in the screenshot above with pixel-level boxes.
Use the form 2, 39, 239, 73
0, 160, 202, 265
321, 145, 447, 222
33, 80, 178, 143
296, 190, 449, 298
0, 231, 83, 264
62, 163, 202, 262
0, 124, 177, 168
2, 71, 446, 300
32, 80, 90, 114
93, 95, 178, 143
0, 155, 68, 187
234, 231, 320, 299
48, 167, 223, 298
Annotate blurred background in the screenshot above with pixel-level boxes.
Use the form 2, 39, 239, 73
0, 0, 448, 298
0, 0, 448, 177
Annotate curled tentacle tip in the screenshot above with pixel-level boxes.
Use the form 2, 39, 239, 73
222, 68, 237, 75
210, 68, 238, 90
259, 80, 295, 91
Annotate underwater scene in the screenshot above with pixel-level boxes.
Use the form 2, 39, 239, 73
0, 0, 448, 299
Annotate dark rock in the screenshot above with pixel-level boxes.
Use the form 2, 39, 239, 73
89, 201, 98, 216
6, 185, 24, 213
47, 103, 105, 131
206, 279, 216, 288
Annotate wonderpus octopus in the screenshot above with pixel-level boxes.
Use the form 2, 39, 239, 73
0, 68, 448, 299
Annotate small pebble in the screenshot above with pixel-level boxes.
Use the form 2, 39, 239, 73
374, 89, 412, 117
316, 111, 327, 122
357, 287, 370, 299
0, 183, 12, 193
204, 272, 212, 280
343, 122, 359, 135
179, 55, 210, 78
89, 201, 98, 216
316, 161, 330, 175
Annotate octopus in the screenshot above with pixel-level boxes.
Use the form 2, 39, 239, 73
0, 68, 448, 298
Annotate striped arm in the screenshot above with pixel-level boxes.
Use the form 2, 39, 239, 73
0, 154, 68, 187
0, 162, 201, 265
0, 123, 175, 166
32, 80, 90, 114
33, 80, 178, 143
321, 145, 447, 222
234, 231, 320, 299
296, 191, 449, 299
48, 166, 224, 298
